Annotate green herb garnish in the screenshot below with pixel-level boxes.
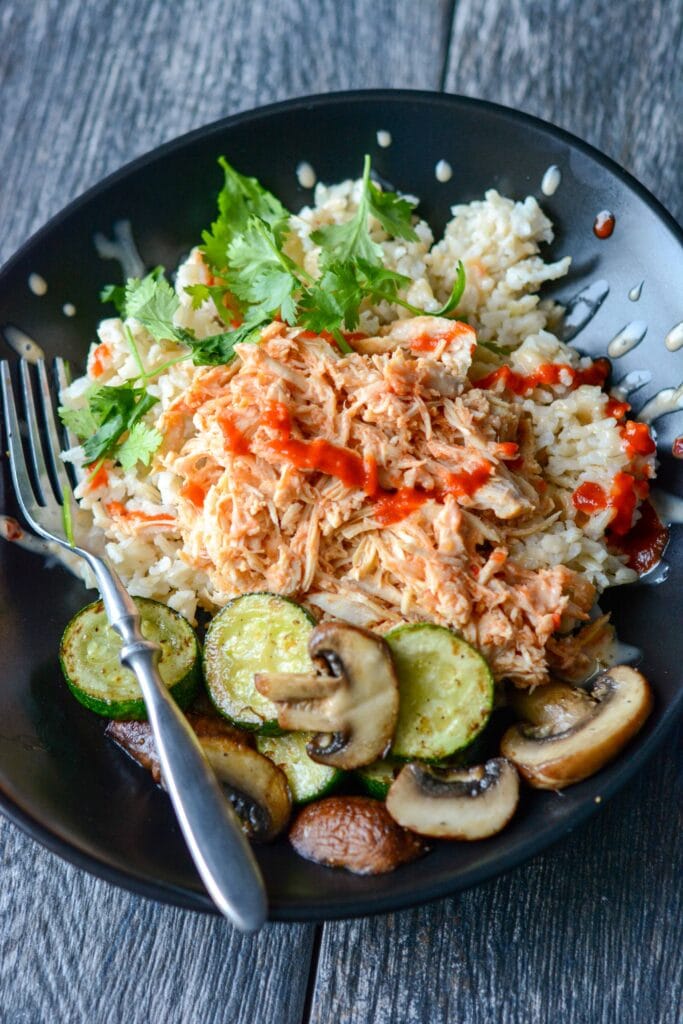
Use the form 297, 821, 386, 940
100, 156, 466, 368
59, 382, 162, 470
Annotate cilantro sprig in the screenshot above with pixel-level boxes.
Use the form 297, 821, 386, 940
196, 154, 465, 350
98, 156, 467, 372
59, 382, 162, 470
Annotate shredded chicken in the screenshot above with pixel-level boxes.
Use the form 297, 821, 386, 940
156, 318, 597, 686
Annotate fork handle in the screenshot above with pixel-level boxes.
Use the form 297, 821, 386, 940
86, 556, 267, 931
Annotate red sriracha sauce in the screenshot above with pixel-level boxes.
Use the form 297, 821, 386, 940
181, 481, 208, 509
374, 487, 429, 526
593, 211, 615, 239
611, 500, 669, 573
262, 401, 494, 526
476, 359, 609, 395
443, 462, 492, 499
572, 481, 608, 514
621, 419, 656, 456
608, 472, 638, 536
605, 398, 630, 420
264, 401, 371, 492
409, 321, 475, 354
219, 413, 251, 456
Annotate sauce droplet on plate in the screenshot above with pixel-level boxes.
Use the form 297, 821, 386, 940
664, 321, 683, 352
628, 281, 643, 302
611, 368, 652, 401
638, 384, 683, 424
62, 302, 76, 317
607, 321, 648, 358
28, 273, 47, 296
94, 220, 145, 279
376, 130, 392, 148
593, 210, 615, 239
562, 279, 610, 341
540, 165, 561, 196
3, 325, 45, 363
296, 162, 316, 189
610, 500, 669, 574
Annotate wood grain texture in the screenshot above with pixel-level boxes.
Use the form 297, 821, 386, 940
0, 823, 314, 1024
313, 3, 683, 1022
0, 0, 451, 267
444, 0, 683, 221
0, 3, 449, 1023
0, 0, 681, 1023
310, 723, 683, 1024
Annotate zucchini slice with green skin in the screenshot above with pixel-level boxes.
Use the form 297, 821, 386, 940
203, 592, 316, 734
355, 758, 401, 799
257, 732, 343, 804
386, 623, 494, 762
60, 598, 200, 720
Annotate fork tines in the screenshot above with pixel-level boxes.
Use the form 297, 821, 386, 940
1, 358, 72, 537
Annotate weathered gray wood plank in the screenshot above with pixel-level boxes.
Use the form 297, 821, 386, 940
0, 2, 450, 1023
312, 2, 683, 1021
309, 725, 683, 1024
0, 0, 452, 268
0, 823, 314, 1024
444, 0, 683, 221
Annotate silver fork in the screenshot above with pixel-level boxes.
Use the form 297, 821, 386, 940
1, 357, 267, 932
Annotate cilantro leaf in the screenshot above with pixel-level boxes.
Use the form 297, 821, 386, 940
202, 157, 290, 273
81, 383, 159, 465
310, 155, 417, 264
125, 271, 180, 341
354, 258, 412, 304
227, 218, 301, 323
186, 318, 268, 366
99, 283, 127, 315
117, 422, 163, 471
299, 260, 362, 336
58, 405, 99, 439
184, 283, 237, 325
366, 175, 418, 242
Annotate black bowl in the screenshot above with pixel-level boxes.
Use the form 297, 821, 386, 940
1, 91, 681, 920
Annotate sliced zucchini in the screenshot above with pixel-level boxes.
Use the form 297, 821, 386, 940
386, 623, 493, 762
355, 758, 401, 799
257, 732, 343, 804
60, 598, 200, 720
203, 592, 315, 733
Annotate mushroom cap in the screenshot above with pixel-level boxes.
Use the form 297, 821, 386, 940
386, 758, 519, 840
289, 795, 427, 875
255, 622, 400, 770
305, 622, 399, 768
500, 665, 653, 790
107, 714, 291, 840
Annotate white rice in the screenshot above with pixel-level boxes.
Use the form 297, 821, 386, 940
61, 182, 642, 623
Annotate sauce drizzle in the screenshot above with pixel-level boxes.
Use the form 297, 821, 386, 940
593, 210, 615, 239
475, 359, 609, 395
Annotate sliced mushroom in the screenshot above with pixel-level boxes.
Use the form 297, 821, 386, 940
106, 713, 291, 840
500, 665, 653, 790
289, 795, 427, 874
385, 758, 519, 840
254, 622, 399, 770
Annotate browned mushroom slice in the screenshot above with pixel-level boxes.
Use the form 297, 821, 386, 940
289, 795, 427, 875
386, 758, 519, 840
500, 665, 654, 790
106, 713, 291, 840
255, 622, 399, 770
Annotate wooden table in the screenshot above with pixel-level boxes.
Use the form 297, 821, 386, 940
1, 2, 681, 1021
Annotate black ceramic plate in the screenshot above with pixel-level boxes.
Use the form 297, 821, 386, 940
1, 91, 681, 921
